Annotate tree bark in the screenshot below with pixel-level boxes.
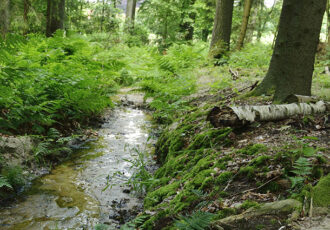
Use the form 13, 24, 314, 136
125, 0, 137, 30
23, 0, 30, 35
208, 101, 328, 128
236, 0, 253, 50
327, 0, 330, 46
254, 0, 327, 102
209, 0, 234, 58
46, 0, 65, 37
0, 0, 10, 39
179, 0, 196, 41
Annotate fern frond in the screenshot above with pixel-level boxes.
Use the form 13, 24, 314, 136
0, 176, 13, 189
175, 211, 214, 230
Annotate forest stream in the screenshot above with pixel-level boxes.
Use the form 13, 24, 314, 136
0, 106, 154, 230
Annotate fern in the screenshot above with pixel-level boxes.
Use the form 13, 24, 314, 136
0, 176, 12, 189
175, 211, 214, 230
289, 157, 312, 189
120, 214, 150, 230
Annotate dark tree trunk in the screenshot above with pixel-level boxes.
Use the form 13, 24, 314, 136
202, 29, 210, 42
0, 0, 10, 38
209, 0, 234, 58
236, 0, 253, 50
46, 0, 65, 37
125, 0, 137, 30
179, 0, 196, 41
254, 0, 327, 102
23, 0, 30, 35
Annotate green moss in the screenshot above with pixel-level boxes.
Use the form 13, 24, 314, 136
216, 171, 233, 185
144, 181, 181, 208
312, 166, 323, 179
188, 128, 230, 150
237, 144, 268, 155
239, 166, 255, 179
252, 155, 271, 166
215, 208, 236, 219
313, 174, 330, 207
241, 200, 260, 210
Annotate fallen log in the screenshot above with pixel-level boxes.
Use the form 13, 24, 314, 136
208, 101, 328, 128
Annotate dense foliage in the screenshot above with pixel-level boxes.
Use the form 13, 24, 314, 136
0, 32, 117, 135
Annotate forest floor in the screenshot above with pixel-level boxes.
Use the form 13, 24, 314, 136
122, 67, 330, 230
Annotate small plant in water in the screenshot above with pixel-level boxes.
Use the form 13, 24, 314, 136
104, 145, 158, 194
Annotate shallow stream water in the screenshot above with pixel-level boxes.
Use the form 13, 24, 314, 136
0, 107, 153, 230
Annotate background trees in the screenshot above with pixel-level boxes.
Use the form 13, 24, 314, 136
0, 0, 329, 101
209, 0, 234, 58
46, 0, 65, 36
0, 0, 10, 38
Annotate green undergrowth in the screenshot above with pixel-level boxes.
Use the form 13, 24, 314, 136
0, 32, 119, 136
125, 100, 328, 229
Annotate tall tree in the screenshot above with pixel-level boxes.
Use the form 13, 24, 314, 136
23, 0, 30, 35
254, 0, 327, 102
327, 0, 330, 46
125, 0, 137, 29
236, 0, 253, 50
46, 0, 65, 37
209, 0, 234, 58
179, 0, 196, 41
0, 0, 10, 38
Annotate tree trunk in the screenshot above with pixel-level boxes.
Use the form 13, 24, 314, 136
0, 0, 10, 39
327, 0, 330, 46
246, 0, 258, 43
236, 0, 253, 50
179, 0, 196, 41
125, 0, 137, 30
256, 0, 264, 41
23, 0, 30, 35
254, 0, 327, 102
209, 0, 234, 58
100, 0, 105, 32
46, 0, 65, 37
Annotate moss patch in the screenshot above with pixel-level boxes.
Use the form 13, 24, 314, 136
313, 174, 330, 208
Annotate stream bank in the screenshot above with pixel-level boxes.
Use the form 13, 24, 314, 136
0, 90, 157, 229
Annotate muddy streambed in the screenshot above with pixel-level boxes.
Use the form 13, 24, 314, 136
0, 107, 155, 230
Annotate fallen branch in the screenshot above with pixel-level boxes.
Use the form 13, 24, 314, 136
224, 81, 259, 100
208, 101, 328, 128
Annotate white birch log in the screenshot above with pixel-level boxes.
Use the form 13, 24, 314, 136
208, 101, 328, 127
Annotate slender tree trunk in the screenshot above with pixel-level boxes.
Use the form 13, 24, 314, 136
236, 0, 253, 50
209, 0, 234, 58
46, 0, 65, 37
246, 1, 258, 43
125, 0, 137, 30
0, 0, 10, 39
256, 0, 264, 41
100, 0, 105, 32
23, 0, 30, 35
179, 0, 196, 41
254, 0, 327, 102
327, 0, 330, 46
257, 0, 276, 42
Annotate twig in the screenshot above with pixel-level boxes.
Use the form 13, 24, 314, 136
225, 81, 259, 100
229, 175, 281, 197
